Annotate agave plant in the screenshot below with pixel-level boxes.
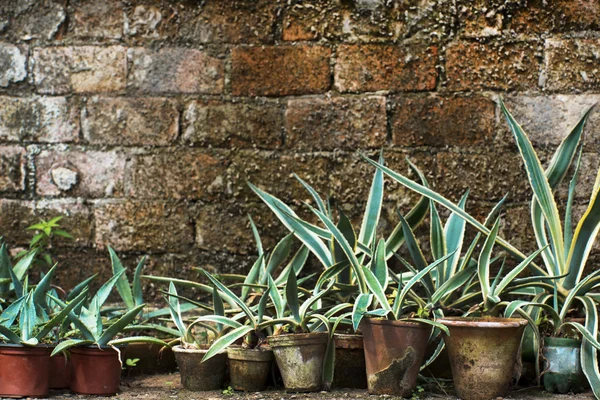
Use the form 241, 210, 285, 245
360, 100, 600, 395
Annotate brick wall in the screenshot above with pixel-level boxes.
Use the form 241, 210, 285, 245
1, 0, 600, 296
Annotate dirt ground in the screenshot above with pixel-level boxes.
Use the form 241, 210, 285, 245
45, 374, 597, 400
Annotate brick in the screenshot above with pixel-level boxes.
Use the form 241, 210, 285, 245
544, 39, 600, 91
32, 46, 127, 95
285, 96, 387, 150
126, 150, 228, 200
334, 44, 438, 93
554, 0, 600, 31
82, 97, 178, 146
503, 206, 538, 254
183, 100, 282, 149
0, 1, 66, 42
0, 43, 27, 87
556, 153, 600, 201
128, 47, 224, 94
436, 152, 531, 202
0, 96, 79, 143
35, 149, 126, 197
94, 200, 194, 252
180, 0, 277, 44
231, 45, 331, 96
500, 95, 600, 148
446, 41, 540, 91
0, 146, 26, 193
391, 95, 495, 147
123, 3, 178, 40
68, 0, 123, 39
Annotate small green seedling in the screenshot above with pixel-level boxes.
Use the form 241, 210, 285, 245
222, 386, 234, 396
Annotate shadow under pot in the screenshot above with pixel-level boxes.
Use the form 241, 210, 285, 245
49, 350, 71, 390
70, 346, 122, 396
360, 318, 431, 396
227, 346, 273, 391
439, 317, 527, 400
172, 345, 227, 391
542, 337, 586, 394
332, 334, 367, 389
0, 344, 51, 398
122, 342, 177, 376
268, 332, 329, 392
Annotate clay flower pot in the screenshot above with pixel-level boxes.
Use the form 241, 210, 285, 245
0, 344, 51, 398
360, 318, 431, 396
70, 346, 122, 395
173, 345, 227, 391
227, 346, 273, 391
542, 337, 586, 394
122, 342, 177, 376
332, 334, 367, 389
49, 351, 71, 390
268, 332, 328, 392
439, 317, 527, 400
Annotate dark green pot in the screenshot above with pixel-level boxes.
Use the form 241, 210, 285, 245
542, 337, 586, 394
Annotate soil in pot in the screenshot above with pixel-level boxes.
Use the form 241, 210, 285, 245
332, 334, 367, 389
268, 332, 328, 392
70, 346, 122, 395
49, 351, 71, 390
227, 346, 273, 391
360, 318, 431, 396
122, 342, 177, 376
0, 344, 51, 398
173, 345, 227, 391
440, 317, 527, 400
542, 337, 586, 394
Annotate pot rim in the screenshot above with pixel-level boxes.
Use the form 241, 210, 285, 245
172, 345, 225, 355
267, 331, 329, 347
438, 316, 528, 328
227, 346, 274, 361
545, 336, 582, 347
361, 318, 431, 328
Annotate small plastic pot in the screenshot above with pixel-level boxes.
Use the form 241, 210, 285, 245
227, 346, 273, 391
332, 334, 367, 389
268, 332, 329, 392
70, 346, 122, 395
49, 351, 71, 390
173, 345, 226, 391
542, 337, 586, 394
0, 344, 51, 398
361, 318, 431, 396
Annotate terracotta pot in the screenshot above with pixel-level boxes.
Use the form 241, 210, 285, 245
440, 317, 527, 400
122, 342, 177, 376
0, 344, 51, 398
173, 345, 226, 391
49, 351, 71, 390
268, 332, 328, 392
227, 346, 273, 391
332, 334, 367, 389
70, 346, 122, 395
361, 318, 431, 396
542, 337, 586, 394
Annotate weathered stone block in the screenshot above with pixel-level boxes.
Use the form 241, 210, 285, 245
446, 41, 540, 91
0, 43, 27, 87
35, 149, 126, 197
0, 96, 79, 143
68, 0, 123, 39
544, 39, 600, 91
32, 46, 127, 94
82, 97, 178, 146
391, 95, 495, 147
93, 200, 194, 252
0, 146, 26, 193
0, 0, 66, 42
334, 44, 437, 93
231, 45, 331, 96
285, 96, 386, 150
128, 47, 224, 94
183, 100, 283, 149
126, 150, 228, 200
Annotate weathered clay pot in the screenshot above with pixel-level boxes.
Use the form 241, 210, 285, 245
332, 334, 367, 389
227, 346, 273, 391
122, 342, 177, 376
360, 318, 431, 396
268, 332, 329, 392
49, 351, 71, 390
70, 346, 122, 395
542, 337, 586, 394
440, 317, 527, 400
173, 345, 226, 391
0, 344, 51, 398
